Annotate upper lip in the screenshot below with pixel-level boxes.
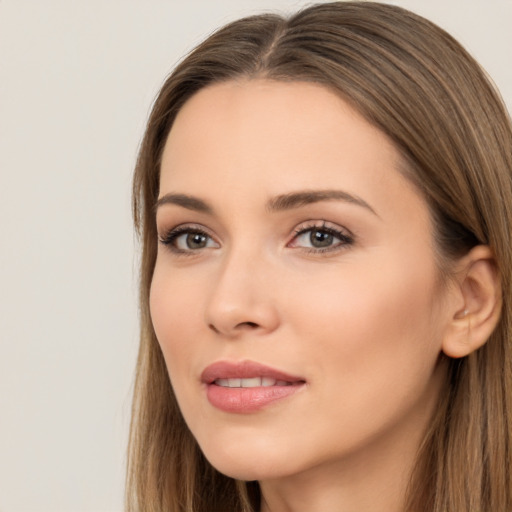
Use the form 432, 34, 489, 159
201, 360, 305, 384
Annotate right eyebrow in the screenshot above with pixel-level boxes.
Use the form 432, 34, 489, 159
154, 193, 213, 214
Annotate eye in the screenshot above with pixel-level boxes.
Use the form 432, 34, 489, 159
158, 225, 219, 253
289, 222, 353, 253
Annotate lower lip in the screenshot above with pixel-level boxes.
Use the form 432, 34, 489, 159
206, 383, 303, 413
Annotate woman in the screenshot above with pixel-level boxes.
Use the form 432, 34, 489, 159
127, 2, 512, 511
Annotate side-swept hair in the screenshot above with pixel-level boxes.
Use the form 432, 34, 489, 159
129, 3, 512, 511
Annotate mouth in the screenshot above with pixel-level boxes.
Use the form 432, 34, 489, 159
201, 360, 306, 413
214, 377, 295, 388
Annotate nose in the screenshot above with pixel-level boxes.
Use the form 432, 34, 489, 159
204, 248, 280, 338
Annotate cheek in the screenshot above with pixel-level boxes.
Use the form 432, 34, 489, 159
149, 264, 204, 377
289, 256, 444, 399
274, 260, 446, 459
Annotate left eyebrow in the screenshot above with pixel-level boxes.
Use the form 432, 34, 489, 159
266, 189, 379, 217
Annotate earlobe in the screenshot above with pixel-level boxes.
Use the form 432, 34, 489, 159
442, 245, 502, 359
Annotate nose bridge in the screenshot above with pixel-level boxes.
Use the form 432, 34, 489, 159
204, 238, 279, 336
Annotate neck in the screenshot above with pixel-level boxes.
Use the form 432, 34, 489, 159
259, 431, 413, 512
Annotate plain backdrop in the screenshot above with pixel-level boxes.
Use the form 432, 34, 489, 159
0, 1, 510, 511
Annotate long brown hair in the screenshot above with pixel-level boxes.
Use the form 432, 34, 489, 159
128, 2, 512, 511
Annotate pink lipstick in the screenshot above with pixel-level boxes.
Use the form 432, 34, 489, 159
201, 360, 305, 413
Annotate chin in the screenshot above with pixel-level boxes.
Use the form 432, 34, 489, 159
196, 430, 307, 482
206, 456, 286, 482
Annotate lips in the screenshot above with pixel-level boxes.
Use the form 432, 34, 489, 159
201, 360, 305, 413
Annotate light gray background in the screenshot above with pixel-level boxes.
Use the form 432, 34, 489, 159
1, 1, 510, 511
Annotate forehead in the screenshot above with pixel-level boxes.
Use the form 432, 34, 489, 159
164, 80, 390, 164
160, 79, 427, 224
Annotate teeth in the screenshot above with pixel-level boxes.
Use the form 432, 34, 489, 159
241, 377, 262, 387
214, 377, 285, 388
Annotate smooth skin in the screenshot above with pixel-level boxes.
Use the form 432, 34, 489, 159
150, 80, 500, 512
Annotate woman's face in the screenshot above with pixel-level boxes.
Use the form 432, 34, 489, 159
150, 80, 456, 483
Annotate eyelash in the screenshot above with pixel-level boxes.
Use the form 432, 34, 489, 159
158, 221, 354, 256
158, 224, 218, 255
290, 221, 354, 254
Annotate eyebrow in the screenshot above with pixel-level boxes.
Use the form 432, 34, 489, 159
155, 189, 378, 217
155, 193, 213, 214
267, 190, 378, 216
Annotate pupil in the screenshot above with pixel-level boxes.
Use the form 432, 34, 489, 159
311, 229, 333, 248
187, 233, 207, 249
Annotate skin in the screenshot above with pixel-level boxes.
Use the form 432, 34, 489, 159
150, 80, 464, 512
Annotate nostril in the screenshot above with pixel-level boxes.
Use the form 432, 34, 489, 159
237, 321, 259, 329
208, 324, 220, 333
209, 321, 259, 334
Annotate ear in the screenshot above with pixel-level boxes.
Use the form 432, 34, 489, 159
442, 245, 502, 359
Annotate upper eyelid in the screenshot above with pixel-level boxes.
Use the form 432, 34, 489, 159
291, 220, 353, 237
158, 222, 215, 237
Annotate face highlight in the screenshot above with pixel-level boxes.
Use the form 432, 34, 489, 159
149, 80, 455, 490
